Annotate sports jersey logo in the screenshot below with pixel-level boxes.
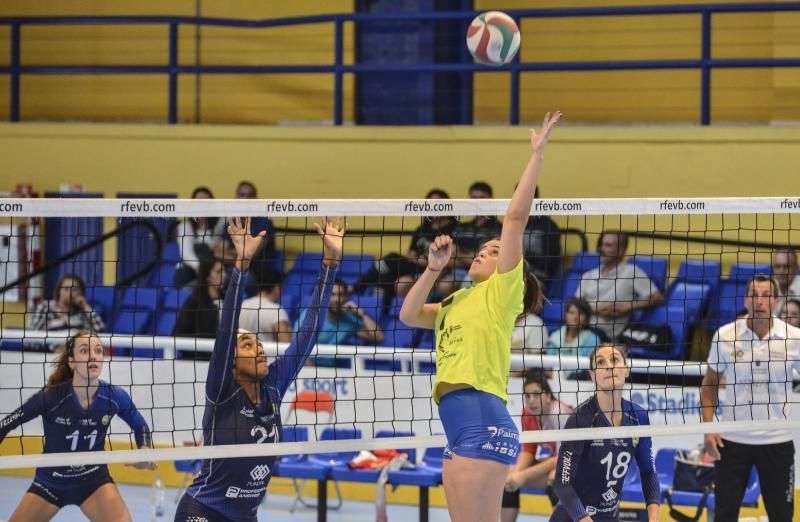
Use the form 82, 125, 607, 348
225, 486, 240, 498
481, 442, 495, 451
602, 488, 618, 503
54, 416, 71, 426
0, 411, 23, 429
250, 464, 271, 481
240, 406, 255, 418
101, 415, 110, 426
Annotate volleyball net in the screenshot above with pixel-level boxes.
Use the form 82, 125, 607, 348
1, 196, 800, 471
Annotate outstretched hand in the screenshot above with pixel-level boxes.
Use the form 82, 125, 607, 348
315, 217, 346, 267
226, 217, 267, 272
531, 111, 562, 154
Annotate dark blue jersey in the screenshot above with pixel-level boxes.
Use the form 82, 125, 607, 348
186, 264, 336, 522
551, 396, 659, 522
0, 380, 150, 488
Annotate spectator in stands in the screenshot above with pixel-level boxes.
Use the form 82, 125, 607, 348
546, 297, 602, 358
575, 231, 663, 339
771, 248, 800, 314
523, 187, 561, 284
781, 297, 800, 328
296, 280, 384, 346
352, 189, 459, 310
702, 274, 799, 522
214, 181, 278, 296
452, 181, 501, 271
173, 257, 224, 340
502, 368, 571, 522
238, 266, 292, 345
174, 186, 226, 288
28, 273, 104, 335
511, 272, 547, 358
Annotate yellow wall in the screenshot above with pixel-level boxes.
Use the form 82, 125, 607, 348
0, 1, 798, 124
1, 122, 799, 278
475, 0, 800, 123
0, 1, 355, 124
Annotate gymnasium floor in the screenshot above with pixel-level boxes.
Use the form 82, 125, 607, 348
0, 475, 553, 521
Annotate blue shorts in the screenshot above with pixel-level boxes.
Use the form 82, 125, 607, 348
438, 388, 519, 465
27, 469, 114, 508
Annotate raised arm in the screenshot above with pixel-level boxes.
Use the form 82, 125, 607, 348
206, 217, 266, 403
498, 111, 561, 275
272, 217, 344, 396
399, 235, 452, 329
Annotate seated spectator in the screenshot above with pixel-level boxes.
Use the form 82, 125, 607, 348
546, 297, 602, 358
452, 181, 501, 271
523, 187, 561, 285
174, 186, 226, 287
575, 231, 663, 339
295, 280, 384, 346
27, 273, 104, 335
353, 189, 459, 310
173, 257, 224, 340
511, 271, 547, 358
771, 248, 800, 314
502, 368, 571, 522
781, 297, 800, 328
394, 273, 415, 299
238, 266, 292, 345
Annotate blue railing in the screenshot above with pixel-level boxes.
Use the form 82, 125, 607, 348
2, 2, 799, 125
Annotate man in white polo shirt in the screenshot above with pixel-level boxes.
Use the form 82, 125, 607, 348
575, 231, 663, 339
701, 274, 800, 522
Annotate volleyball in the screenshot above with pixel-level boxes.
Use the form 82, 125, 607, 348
466, 11, 521, 65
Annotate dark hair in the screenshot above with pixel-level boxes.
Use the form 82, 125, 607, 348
773, 247, 798, 265
53, 273, 86, 308
469, 181, 493, 197
597, 231, 629, 252
47, 329, 95, 388
565, 297, 592, 327
191, 186, 214, 199
786, 298, 800, 310
477, 237, 544, 317
236, 180, 257, 198
523, 368, 552, 396
588, 343, 628, 371
254, 266, 283, 293
425, 188, 450, 199
746, 274, 780, 297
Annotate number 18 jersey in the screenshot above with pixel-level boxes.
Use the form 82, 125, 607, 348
551, 396, 660, 521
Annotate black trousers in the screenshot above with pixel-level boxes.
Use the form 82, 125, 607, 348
714, 439, 794, 522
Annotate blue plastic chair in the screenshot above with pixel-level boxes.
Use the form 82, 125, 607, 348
156, 287, 191, 336
85, 285, 117, 327
570, 251, 601, 273
388, 446, 444, 522
728, 262, 772, 282
338, 254, 375, 286
288, 252, 324, 276
631, 255, 669, 294
676, 259, 721, 295
273, 427, 362, 517
705, 279, 748, 330
113, 287, 159, 337
330, 431, 415, 484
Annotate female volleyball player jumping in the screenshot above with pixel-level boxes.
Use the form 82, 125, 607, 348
175, 216, 343, 522
400, 111, 561, 522
551, 344, 660, 522
0, 330, 153, 522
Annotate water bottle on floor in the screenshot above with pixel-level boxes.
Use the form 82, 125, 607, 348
152, 475, 165, 521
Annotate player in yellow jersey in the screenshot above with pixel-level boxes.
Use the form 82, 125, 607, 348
400, 111, 561, 522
